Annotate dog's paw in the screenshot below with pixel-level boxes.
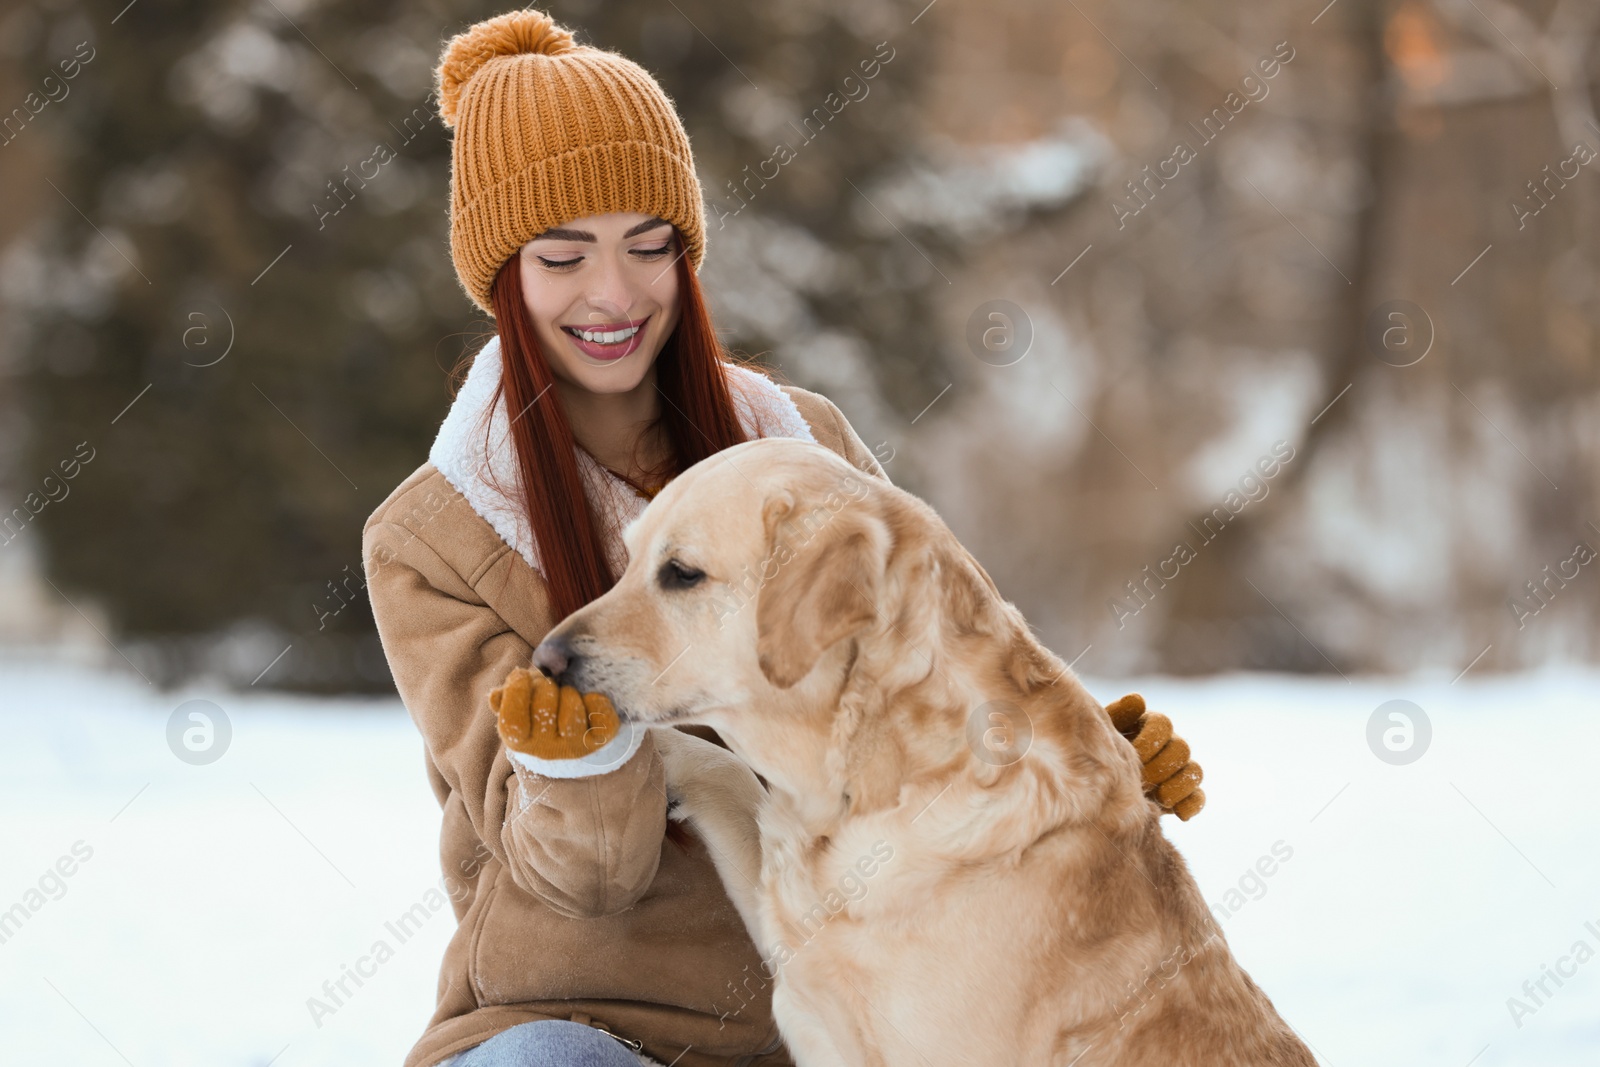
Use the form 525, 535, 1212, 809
654, 726, 764, 825
655, 727, 701, 821
664, 770, 690, 822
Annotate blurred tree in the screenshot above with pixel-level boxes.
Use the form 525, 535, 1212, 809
5, 0, 943, 691
6, 0, 1595, 690
888, 0, 1600, 677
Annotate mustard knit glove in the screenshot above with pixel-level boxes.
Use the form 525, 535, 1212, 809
1105, 693, 1206, 820
491, 666, 641, 777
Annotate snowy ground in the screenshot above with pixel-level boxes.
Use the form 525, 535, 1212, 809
0, 648, 1595, 1066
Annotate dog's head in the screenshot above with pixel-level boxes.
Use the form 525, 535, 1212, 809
536, 436, 1116, 823
533, 439, 900, 749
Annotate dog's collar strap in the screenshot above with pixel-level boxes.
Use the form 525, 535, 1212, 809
428, 333, 818, 578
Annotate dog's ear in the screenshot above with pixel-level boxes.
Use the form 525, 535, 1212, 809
936, 545, 1002, 638
755, 490, 885, 689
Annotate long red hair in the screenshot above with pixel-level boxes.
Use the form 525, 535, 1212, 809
480, 236, 767, 623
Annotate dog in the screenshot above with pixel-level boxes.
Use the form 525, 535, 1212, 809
532, 438, 1315, 1066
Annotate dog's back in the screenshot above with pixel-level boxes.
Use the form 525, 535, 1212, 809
750, 648, 1315, 1065
767, 479, 1314, 1064
1024, 675, 1316, 1064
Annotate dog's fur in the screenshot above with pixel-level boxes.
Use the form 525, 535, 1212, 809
538, 439, 1315, 1066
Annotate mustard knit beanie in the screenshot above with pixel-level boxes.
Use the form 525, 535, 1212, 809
435, 7, 707, 316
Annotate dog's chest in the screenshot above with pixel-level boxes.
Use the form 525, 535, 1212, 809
760, 869, 1037, 1067
753, 809, 1094, 1065
755, 808, 900, 943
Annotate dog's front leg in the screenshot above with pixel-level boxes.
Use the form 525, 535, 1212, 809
654, 727, 770, 952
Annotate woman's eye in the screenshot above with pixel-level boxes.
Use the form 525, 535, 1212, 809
536, 255, 581, 270
659, 559, 705, 590
632, 243, 673, 259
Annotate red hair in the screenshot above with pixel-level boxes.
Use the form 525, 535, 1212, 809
483, 236, 766, 623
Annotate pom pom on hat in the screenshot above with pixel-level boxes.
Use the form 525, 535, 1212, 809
436, 8, 576, 128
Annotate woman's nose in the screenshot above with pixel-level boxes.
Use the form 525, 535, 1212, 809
582, 255, 635, 318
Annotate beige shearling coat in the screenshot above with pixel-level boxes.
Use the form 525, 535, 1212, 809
362, 337, 889, 1067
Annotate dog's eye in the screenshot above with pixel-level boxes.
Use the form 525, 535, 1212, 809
658, 558, 705, 590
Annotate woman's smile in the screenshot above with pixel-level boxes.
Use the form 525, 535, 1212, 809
560, 314, 651, 362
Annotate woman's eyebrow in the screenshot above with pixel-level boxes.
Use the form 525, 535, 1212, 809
530, 217, 671, 242
623, 216, 672, 238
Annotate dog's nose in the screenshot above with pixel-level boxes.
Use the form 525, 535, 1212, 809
532, 633, 576, 681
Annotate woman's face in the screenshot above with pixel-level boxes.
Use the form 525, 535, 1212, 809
517, 211, 683, 396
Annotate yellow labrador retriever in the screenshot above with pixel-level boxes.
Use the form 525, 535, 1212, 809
532, 438, 1314, 1067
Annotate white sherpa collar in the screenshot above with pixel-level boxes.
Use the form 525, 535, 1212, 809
428, 333, 817, 579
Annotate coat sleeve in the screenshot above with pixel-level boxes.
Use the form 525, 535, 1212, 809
811, 392, 893, 486
363, 517, 668, 920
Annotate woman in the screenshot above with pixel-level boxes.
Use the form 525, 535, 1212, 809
361, 10, 1205, 1067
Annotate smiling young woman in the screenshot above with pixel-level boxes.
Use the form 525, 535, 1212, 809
362, 11, 845, 1066
489, 208, 751, 626
360, 9, 1207, 1067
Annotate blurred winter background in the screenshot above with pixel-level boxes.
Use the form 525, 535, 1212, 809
0, 0, 1596, 1064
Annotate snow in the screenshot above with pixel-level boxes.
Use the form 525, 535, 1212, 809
0, 650, 449, 1067
1, 649, 1595, 1065
1103, 669, 1600, 1065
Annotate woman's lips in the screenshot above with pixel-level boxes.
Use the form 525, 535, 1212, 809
561, 316, 650, 362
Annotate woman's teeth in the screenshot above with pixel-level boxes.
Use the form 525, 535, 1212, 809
567, 323, 641, 345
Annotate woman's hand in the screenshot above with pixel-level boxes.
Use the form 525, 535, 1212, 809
491, 665, 622, 760
1106, 693, 1206, 821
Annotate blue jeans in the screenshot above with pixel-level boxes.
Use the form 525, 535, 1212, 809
440, 1019, 647, 1067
